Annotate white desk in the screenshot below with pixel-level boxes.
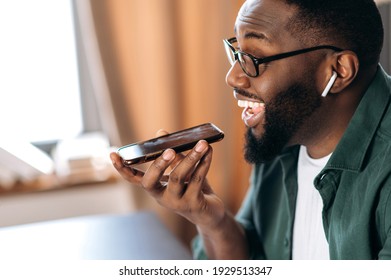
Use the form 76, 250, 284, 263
0, 211, 192, 260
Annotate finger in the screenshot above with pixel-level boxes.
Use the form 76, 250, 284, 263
155, 128, 184, 170
184, 146, 213, 198
110, 152, 144, 184
156, 129, 169, 137
142, 148, 176, 195
168, 152, 185, 170
167, 140, 209, 197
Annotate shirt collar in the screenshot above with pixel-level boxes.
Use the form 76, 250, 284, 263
325, 65, 391, 173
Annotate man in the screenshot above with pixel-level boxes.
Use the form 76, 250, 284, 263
110, 0, 391, 259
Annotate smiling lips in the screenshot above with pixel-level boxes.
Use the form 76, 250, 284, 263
237, 99, 265, 128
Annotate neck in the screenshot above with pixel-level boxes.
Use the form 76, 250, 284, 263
302, 66, 377, 159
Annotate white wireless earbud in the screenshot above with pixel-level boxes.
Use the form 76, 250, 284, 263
321, 71, 338, 97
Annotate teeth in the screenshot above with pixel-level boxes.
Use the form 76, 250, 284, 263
237, 100, 263, 108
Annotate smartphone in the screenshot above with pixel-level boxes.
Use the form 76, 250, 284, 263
117, 123, 224, 166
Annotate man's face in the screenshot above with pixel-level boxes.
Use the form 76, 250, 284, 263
226, 0, 324, 163
244, 78, 322, 163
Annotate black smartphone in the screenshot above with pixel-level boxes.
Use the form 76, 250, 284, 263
117, 123, 224, 166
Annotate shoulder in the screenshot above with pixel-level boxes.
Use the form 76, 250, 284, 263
376, 68, 391, 137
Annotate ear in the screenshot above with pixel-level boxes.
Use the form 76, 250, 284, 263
329, 51, 359, 93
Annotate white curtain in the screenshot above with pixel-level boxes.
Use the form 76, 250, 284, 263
72, 0, 121, 147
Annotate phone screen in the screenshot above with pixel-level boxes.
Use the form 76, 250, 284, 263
117, 123, 224, 165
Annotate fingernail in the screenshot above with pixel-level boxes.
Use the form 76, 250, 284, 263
195, 140, 207, 152
112, 160, 121, 168
110, 154, 118, 167
162, 149, 175, 161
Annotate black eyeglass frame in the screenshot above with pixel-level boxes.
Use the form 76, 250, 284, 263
223, 37, 343, 77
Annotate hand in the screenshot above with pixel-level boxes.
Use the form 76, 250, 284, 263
110, 138, 225, 230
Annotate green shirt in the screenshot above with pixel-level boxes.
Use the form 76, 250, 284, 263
193, 66, 391, 260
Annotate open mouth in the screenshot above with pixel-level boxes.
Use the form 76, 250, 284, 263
238, 100, 264, 116
237, 99, 265, 128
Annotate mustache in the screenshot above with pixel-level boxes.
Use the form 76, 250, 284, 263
234, 88, 262, 101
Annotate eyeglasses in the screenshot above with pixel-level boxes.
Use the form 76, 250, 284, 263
223, 37, 343, 77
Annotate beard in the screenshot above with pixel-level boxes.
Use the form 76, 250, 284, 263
244, 81, 322, 164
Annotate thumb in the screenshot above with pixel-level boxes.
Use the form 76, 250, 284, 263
156, 129, 169, 137
155, 128, 185, 170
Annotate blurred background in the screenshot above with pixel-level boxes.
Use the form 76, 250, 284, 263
0, 0, 390, 248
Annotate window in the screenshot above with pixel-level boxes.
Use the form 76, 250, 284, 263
0, 0, 83, 144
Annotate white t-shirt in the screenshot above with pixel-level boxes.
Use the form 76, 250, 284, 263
292, 145, 331, 260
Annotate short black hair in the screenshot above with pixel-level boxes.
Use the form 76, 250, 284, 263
284, 0, 384, 67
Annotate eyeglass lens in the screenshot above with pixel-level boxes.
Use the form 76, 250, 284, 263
224, 43, 236, 65
224, 40, 258, 77
238, 54, 257, 76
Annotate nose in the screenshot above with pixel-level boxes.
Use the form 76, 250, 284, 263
225, 61, 251, 89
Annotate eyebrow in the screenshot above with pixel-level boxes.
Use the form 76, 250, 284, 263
233, 26, 271, 43
244, 31, 270, 42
